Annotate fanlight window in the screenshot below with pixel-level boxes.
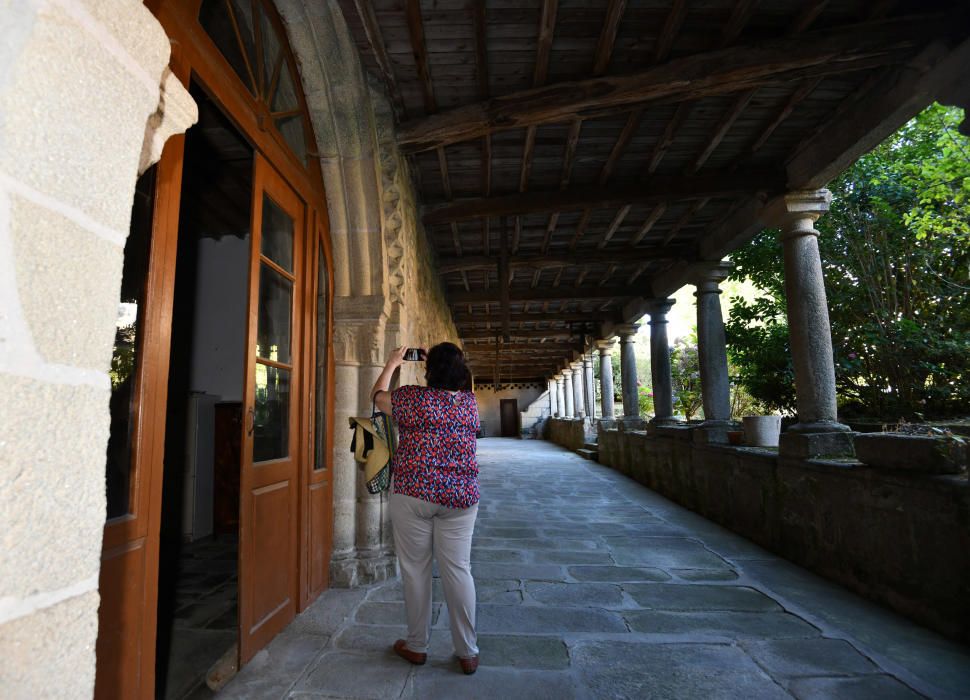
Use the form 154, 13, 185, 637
199, 0, 309, 165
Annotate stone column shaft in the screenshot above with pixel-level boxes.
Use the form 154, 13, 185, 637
583, 354, 596, 419
548, 377, 558, 417
647, 299, 676, 423
563, 369, 575, 418
692, 265, 732, 424
556, 376, 566, 418
571, 361, 586, 418
617, 325, 640, 419
766, 191, 847, 432
597, 341, 616, 418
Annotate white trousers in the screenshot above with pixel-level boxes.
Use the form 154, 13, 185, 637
389, 491, 479, 658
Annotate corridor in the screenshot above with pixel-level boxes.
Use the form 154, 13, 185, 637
219, 439, 970, 699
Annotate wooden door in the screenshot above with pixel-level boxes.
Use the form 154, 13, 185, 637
300, 217, 334, 607
239, 154, 304, 663
95, 136, 186, 699
500, 399, 519, 437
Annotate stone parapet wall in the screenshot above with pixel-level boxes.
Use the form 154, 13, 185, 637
597, 428, 970, 643
548, 418, 592, 452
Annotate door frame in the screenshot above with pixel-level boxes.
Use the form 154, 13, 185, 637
95, 2, 336, 696
500, 399, 520, 437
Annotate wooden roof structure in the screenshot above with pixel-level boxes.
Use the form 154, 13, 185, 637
338, 0, 970, 383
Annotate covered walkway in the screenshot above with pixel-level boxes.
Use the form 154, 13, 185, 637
220, 439, 969, 699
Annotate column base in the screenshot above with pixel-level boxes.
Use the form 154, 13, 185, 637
786, 420, 851, 434
649, 415, 680, 426
692, 420, 735, 445
779, 430, 856, 459
617, 416, 647, 432
330, 550, 398, 588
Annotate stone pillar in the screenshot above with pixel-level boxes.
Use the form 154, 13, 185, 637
556, 374, 566, 418
571, 359, 586, 418
690, 264, 733, 442
764, 190, 852, 456
562, 367, 575, 418
596, 340, 616, 418
617, 325, 640, 420
583, 353, 596, 419
548, 377, 559, 417
646, 299, 677, 424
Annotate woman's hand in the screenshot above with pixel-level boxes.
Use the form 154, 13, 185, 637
385, 346, 409, 371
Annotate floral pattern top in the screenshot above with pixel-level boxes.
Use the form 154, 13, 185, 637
391, 385, 480, 509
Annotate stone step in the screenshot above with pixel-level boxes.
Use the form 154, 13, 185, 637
577, 448, 599, 461
583, 441, 598, 450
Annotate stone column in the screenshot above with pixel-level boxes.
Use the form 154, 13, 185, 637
548, 377, 559, 417
764, 190, 852, 456
646, 299, 676, 424
617, 324, 640, 420
690, 263, 733, 442
571, 359, 586, 418
556, 374, 566, 418
562, 367, 575, 418
596, 340, 616, 418
583, 353, 596, 419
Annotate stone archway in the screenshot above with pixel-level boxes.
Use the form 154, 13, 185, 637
273, 0, 459, 586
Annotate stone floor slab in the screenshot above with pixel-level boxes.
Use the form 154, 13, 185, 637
477, 634, 571, 670
622, 583, 781, 612
477, 604, 629, 634
742, 637, 879, 678
409, 667, 578, 700
567, 565, 671, 582
292, 651, 411, 698
571, 640, 790, 700
624, 610, 820, 639
607, 537, 734, 570
788, 675, 924, 699
525, 582, 626, 607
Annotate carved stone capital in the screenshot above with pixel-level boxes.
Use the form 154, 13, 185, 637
763, 190, 833, 238
688, 261, 732, 293
595, 339, 616, 356
645, 298, 676, 321
615, 324, 639, 341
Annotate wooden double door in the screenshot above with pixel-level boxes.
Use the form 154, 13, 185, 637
95, 1, 335, 697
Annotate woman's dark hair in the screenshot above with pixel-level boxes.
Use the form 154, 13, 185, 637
425, 342, 472, 391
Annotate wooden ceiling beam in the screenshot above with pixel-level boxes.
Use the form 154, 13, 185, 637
352, 0, 405, 118
449, 287, 636, 304
424, 169, 780, 224
688, 90, 755, 173
596, 205, 632, 250
461, 329, 580, 339
438, 247, 687, 275
629, 203, 668, 247
791, 0, 829, 35
720, 0, 758, 48
654, 0, 688, 64
593, 0, 629, 75
464, 343, 580, 352
397, 15, 944, 152
519, 1, 558, 195
453, 311, 613, 324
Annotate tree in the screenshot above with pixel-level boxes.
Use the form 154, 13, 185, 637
727, 104, 970, 420
670, 334, 703, 421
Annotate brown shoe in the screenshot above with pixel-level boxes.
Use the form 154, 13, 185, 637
458, 655, 479, 675
393, 639, 426, 665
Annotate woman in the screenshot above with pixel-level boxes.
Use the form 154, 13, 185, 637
371, 342, 481, 675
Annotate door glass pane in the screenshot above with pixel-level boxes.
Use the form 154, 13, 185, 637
105, 166, 156, 519
256, 264, 292, 364
260, 194, 293, 271
257, 2, 281, 100
314, 244, 328, 471
199, 0, 257, 96
254, 364, 289, 461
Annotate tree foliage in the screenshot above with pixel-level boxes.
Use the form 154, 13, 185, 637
726, 104, 970, 419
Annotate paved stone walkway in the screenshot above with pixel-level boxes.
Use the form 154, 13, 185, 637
220, 438, 970, 699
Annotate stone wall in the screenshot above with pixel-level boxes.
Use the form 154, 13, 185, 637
597, 428, 970, 642
0, 1, 194, 696
277, 0, 457, 587
547, 418, 591, 452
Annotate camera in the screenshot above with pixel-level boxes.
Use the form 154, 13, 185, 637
403, 347, 424, 361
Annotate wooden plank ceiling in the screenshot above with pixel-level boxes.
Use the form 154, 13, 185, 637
338, 0, 967, 383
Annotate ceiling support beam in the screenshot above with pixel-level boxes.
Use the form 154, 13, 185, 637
437, 247, 687, 275
424, 170, 780, 224
397, 15, 946, 152
449, 287, 636, 304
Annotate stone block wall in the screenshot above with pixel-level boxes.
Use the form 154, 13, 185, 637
597, 429, 970, 642
0, 1, 190, 696
548, 418, 591, 452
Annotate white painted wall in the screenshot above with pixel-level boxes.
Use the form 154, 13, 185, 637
474, 385, 545, 437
